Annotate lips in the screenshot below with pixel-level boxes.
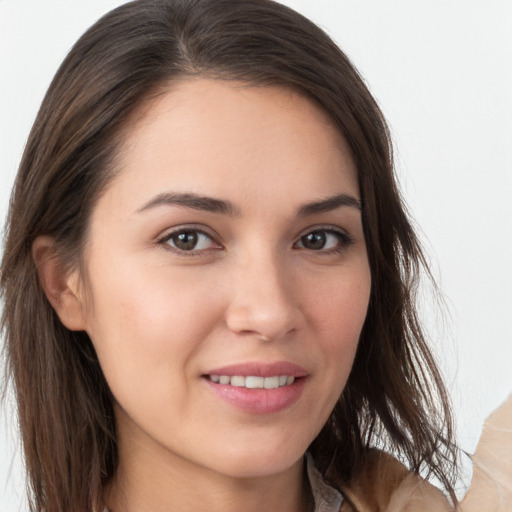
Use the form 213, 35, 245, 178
208, 374, 295, 388
205, 361, 308, 378
203, 361, 308, 414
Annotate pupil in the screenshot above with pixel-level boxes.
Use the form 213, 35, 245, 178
303, 231, 326, 250
174, 231, 198, 250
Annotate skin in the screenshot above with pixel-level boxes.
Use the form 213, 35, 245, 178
35, 79, 371, 512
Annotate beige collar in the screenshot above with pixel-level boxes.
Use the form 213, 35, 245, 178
306, 453, 344, 512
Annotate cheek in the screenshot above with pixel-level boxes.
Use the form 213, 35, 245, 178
309, 265, 371, 342
82, 260, 223, 392
307, 264, 371, 385
87, 254, 215, 332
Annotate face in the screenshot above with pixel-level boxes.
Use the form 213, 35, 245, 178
76, 79, 371, 481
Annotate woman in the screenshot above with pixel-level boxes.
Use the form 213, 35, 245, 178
0, 1, 460, 511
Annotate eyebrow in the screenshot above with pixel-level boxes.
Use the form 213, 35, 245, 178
137, 192, 241, 216
137, 192, 361, 216
297, 194, 362, 216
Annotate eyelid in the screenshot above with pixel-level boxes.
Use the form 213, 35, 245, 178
293, 225, 355, 251
157, 224, 223, 254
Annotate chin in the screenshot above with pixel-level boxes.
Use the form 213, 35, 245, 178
203, 440, 306, 480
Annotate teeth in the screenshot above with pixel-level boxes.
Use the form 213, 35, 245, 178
246, 376, 264, 388
230, 376, 245, 387
209, 375, 296, 388
264, 376, 279, 389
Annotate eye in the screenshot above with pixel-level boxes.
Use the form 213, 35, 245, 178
160, 228, 218, 252
295, 228, 353, 252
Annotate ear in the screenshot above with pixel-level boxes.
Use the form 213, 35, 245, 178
32, 236, 87, 331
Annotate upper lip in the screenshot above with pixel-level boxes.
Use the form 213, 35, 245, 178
205, 361, 308, 378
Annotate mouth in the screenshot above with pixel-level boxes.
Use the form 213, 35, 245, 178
202, 362, 308, 414
206, 374, 297, 389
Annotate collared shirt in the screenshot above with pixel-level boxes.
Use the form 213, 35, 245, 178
306, 453, 344, 512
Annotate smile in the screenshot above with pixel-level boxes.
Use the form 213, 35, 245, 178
203, 362, 307, 414
208, 375, 295, 388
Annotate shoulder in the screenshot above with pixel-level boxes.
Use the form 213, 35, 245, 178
339, 450, 452, 512
460, 393, 512, 511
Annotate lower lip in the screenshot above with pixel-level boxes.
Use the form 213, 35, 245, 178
204, 378, 306, 415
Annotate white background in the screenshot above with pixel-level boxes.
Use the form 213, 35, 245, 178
1, 0, 511, 510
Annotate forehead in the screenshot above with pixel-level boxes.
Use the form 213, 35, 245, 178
106, 78, 358, 212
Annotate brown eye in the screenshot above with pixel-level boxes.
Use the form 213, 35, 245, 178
295, 228, 353, 252
172, 231, 198, 251
300, 231, 327, 250
163, 230, 215, 252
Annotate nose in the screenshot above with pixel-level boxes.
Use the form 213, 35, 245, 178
225, 252, 300, 341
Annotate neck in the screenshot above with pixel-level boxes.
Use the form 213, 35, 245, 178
103, 422, 312, 512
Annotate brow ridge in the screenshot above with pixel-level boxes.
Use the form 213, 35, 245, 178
137, 191, 361, 217
297, 194, 362, 216
137, 192, 240, 216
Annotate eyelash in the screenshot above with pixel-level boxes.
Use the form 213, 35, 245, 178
157, 226, 221, 256
157, 225, 355, 255
293, 227, 355, 254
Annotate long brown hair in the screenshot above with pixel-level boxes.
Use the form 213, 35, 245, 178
1, 1, 458, 510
